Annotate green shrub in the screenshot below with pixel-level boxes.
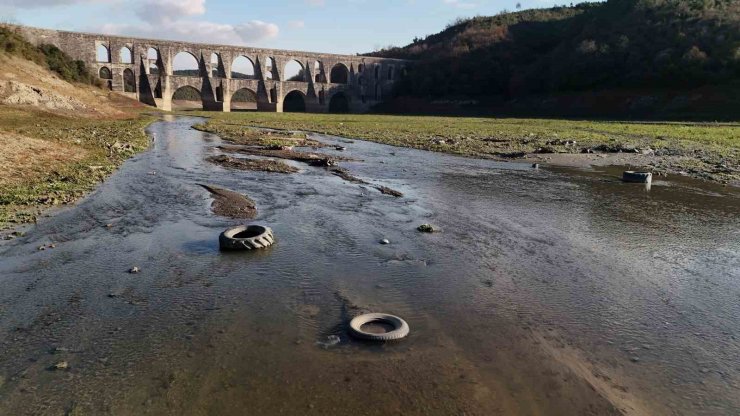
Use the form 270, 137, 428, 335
369, 0, 740, 98
0, 26, 98, 86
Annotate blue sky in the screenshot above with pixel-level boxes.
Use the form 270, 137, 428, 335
2, 0, 570, 54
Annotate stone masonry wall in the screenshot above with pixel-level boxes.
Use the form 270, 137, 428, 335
6, 24, 410, 113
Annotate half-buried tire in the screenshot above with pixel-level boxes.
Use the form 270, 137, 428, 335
349, 313, 410, 341
219, 225, 275, 251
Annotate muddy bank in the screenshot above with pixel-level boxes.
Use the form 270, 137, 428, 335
516, 150, 737, 185
206, 155, 298, 174
193, 113, 740, 186
199, 184, 256, 219
219, 145, 354, 165
194, 122, 326, 148
330, 167, 404, 197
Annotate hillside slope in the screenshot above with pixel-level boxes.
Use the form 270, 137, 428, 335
0, 27, 152, 231
370, 0, 740, 117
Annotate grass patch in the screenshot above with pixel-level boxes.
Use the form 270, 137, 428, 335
0, 106, 154, 227
190, 112, 740, 183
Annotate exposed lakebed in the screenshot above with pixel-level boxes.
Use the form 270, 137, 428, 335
0, 116, 738, 415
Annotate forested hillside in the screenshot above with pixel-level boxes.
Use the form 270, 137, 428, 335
370, 0, 739, 102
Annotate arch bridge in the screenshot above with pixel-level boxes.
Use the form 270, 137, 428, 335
12, 25, 411, 113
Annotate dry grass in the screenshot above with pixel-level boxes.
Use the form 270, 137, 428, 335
0, 132, 87, 186
0, 54, 154, 228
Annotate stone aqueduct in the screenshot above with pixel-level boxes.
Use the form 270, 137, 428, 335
12, 25, 411, 113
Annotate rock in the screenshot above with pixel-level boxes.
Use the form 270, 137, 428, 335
532, 163, 540, 169
380, 239, 390, 245
334, 145, 346, 151
309, 158, 336, 167
129, 267, 140, 274
38, 246, 45, 251
417, 224, 436, 233
105, 223, 113, 228
630, 356, 640, 363
316, 335, 341, 349
52, 361, 69, 370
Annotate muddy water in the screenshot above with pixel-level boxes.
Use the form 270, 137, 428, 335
1, 116, 738, 415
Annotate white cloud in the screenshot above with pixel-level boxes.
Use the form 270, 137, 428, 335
136, 0, 205, 24
234, 20, 279, 41
91, 0, 279, 46
98, 19, 279, 45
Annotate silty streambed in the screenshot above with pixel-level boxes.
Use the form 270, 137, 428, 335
0, 116, 738, 415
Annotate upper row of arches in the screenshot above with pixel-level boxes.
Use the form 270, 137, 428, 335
95, 43, 402, 84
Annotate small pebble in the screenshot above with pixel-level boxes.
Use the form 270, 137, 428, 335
52, 361, 69, 370
380, 239, 390, 245
532, 163, 540, 169
129, 267, 140, 274
630, 356, 640, 363
38, 246, 45, 251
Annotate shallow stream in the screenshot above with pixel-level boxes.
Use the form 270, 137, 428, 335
1, 116, 738, 415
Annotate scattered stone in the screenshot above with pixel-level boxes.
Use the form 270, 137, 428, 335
52, 361, 69, 370
206, 155, 298, 174
417, 224, 436, 233
532, 163, 540, 169
105, 223, 113, 228
630, 356, 640, 363
49, 244, 55, 249
129, 267, 140, 274
334, 145, 346, 151
309, 158, 337, 167
37, 246, 45, 251
316, 335, 341, 349
380, 239, 390, 245
265, 144, 294, 151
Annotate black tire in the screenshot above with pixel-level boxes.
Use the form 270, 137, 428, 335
622, 171, 652, 183
219, 225, 275, 251
349, 313, 409, 341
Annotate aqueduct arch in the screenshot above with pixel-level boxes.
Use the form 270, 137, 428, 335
9, 24, 411, 113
